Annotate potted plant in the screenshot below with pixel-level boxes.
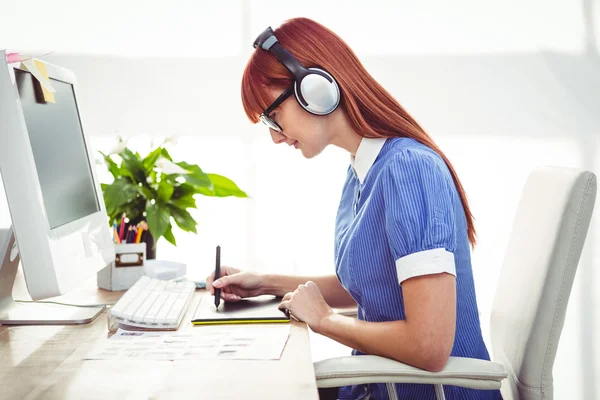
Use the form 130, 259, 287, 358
99, 140, 248, 259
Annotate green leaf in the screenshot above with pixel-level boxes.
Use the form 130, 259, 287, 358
99, 151, 121, 178
169, 194, 197, 209
168, 205, 198, 234
142, 147, 163, 173
195, 186, 215, 197
137, 184, 156, 200
123, 203, 145, 221
162, 223, 177, 246
157, 179, 175, 203
108, 212, 120, 226
145, 202, 171, 241
119, 148, 146, 184
207, 174, 248, 197
107, 197, 143, 223
147, 169, 157, 186
176, 162, 212, 188
172, 183, 198, 199
161, 148, 173, 161
103, 177, 140, 214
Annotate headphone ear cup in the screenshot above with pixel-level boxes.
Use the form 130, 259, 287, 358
295, 68, 340, 115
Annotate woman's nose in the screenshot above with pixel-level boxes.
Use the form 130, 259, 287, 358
269, 129, 286, 144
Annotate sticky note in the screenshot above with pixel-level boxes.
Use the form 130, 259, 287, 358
6, 53, 22, 64
33, 60, 55, 103
20, 59, 56, 103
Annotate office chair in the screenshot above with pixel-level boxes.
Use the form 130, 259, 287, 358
315, 167, 597, 400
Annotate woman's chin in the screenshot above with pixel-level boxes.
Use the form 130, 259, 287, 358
300, 148, 317, 159
297, 145, 308, 157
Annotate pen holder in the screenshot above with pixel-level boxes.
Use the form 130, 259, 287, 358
114, 243, 145, 267
97, 243, 146, 291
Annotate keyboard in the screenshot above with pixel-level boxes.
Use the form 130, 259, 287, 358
108, 276, 196, 331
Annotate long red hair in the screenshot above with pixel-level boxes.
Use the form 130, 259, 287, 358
241, 18, 476, 246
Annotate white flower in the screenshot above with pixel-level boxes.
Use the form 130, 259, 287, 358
108, 137, 129, 155
156, 157, 191, 175
163, 136, 179, 146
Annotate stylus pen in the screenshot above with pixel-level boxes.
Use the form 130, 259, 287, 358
214, 245, 221, 310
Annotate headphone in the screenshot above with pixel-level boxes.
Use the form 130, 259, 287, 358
253, 27, 341, 116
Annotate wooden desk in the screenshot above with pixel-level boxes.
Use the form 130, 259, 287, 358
0, 269, 319, 400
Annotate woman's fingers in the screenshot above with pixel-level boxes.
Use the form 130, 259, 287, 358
206, 276, 213, 295
221, 292, 241, 302
278, 300, 290, 311
206, 266, 237, 294
206, 271, 217, 294
279, 291, 295, 310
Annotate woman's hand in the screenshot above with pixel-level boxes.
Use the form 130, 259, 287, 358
206, 266, 265, 302
278, 281, 333, 333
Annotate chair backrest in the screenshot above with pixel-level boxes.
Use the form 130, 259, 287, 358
490, 167, 596, 400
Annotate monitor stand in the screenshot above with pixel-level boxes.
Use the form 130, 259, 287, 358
0, 227, 104, 325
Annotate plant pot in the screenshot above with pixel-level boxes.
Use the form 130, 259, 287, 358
144, 230, 156, 260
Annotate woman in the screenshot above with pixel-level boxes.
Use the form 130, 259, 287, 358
207, 18, 501, 400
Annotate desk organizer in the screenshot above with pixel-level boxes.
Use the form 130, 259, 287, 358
97, 243, 146, 291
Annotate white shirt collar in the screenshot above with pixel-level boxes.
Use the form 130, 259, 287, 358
350, 138, 387, 184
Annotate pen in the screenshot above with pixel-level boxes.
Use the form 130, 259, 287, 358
118, 213, 126, 242
214, 245, 221, 310
112, 226, 120, 244
139, 222, 148, 243
135, 225, 143, 243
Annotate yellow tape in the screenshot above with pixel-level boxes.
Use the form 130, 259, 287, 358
192, 319, 290, 325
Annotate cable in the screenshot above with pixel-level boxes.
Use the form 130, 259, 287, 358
15, 300, 115, 308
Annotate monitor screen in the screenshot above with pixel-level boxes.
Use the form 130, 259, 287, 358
14, 69, 100, 229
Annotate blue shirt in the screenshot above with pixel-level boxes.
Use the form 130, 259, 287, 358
334, 137, 501, 400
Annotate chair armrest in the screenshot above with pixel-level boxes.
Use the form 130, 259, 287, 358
314, 355, 507, 390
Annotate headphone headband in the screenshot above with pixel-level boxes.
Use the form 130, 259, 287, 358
253, 27, 277, 50
253, 27, 309, 81
252, 26, 340, 116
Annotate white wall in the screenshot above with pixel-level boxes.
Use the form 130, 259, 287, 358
1, 0, 598, 56
2, 1, 600, 398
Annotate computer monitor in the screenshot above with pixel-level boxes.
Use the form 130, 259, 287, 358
0, 51, 114, 325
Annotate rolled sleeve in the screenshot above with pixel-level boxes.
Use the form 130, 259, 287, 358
395, 248, 456, 283
382, 149, 458, 282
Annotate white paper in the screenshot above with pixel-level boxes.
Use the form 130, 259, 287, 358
84, 325, 290, 361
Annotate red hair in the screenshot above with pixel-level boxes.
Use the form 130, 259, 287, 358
241, 18, 477, 246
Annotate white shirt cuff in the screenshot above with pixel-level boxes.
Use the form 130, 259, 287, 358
395, 248, 456, 283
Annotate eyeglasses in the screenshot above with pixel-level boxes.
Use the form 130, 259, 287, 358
259, 86, 294, 133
